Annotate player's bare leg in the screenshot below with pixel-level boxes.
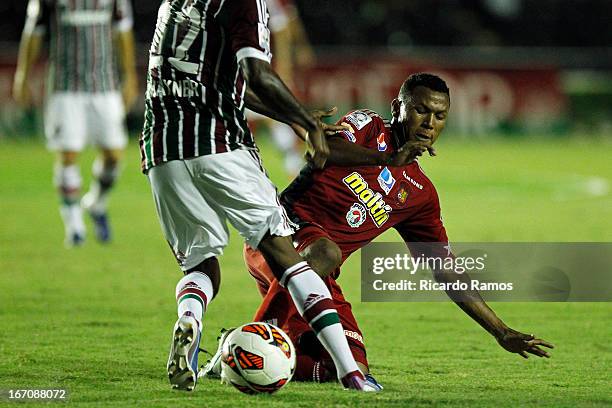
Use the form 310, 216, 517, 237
55, 151, 85, 247
82, 148, 123, 243
168, 257, 219, 391
257, 234, 373, 391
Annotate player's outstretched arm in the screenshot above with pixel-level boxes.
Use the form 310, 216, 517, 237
433, 267, 554, 359
241, 57, 328, 168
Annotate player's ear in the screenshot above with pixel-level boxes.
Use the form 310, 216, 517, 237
391, 98, 401, 120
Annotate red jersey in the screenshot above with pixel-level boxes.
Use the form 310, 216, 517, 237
280, 109, 449, 261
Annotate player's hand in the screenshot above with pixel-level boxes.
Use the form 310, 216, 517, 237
388, 141, 435, 166
310, 106, 349, 136
291, 107, 347, 141
496, 328, 554, 359
121, 73, 139, 111
304, 123, 329, 169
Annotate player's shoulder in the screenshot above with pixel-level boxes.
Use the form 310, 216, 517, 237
343, 109, 386, 131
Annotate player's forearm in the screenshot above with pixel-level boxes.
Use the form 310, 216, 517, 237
115, 30, 138, 81
15, 33, 42, 83
435, 269, 509, 339
242, 58, 317, 133
244, 87, 290, 124
325, 137, 391, 167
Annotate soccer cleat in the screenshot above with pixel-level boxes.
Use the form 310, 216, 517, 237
199, 327, 235, 380
167, 314, 201, 391
364, 373, 384, 391
81, 193, 111, 243
65, 231, 85, 248
341, 370, 379, 392
89, 211, 111, 243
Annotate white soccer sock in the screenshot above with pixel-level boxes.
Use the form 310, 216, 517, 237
54, 163, 85, 234
279, 261, 360, 379
175, 272, 214, 332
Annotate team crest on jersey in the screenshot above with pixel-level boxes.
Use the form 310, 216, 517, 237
346, 203, 367, 228
342, 172, 392, 228
396, 182, 409, 206
376, 133, 387, 151
377, 167, 396, 195
346, 111, 372, 130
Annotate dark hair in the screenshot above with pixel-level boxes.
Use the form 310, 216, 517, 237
399, 73, 449, 100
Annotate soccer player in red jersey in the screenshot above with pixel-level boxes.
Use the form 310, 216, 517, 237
202, 73, 554, 387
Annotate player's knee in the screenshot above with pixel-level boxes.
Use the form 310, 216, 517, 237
187, 257, 221, 297
258, 233, 303, 272
302, 239, 342, 278
59, 151, 79, 166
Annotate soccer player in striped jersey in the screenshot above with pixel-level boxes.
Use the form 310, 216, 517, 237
14, 0, 139, 247
140, 0, 372, 392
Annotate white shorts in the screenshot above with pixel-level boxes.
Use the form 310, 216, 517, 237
147, 150, 295, 271
44, 91, 128, 151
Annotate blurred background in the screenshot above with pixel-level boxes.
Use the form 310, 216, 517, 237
1, 0, 611, 138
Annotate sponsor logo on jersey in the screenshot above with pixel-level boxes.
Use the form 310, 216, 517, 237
342, 172, 392, 227
376, 132, 387, 151
396, 182, 409, 206
346, 203, 367, 228
402, 170, 424, 190
346, 111, 372, 130
377, 167, 396, 195
340, 122, 356, 142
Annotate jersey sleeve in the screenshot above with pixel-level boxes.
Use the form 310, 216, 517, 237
216, 0, 272, 64
394, 186, 450, 258
336, 110, 384, 147
113, 0, 134, 32
24, 0, 50, 36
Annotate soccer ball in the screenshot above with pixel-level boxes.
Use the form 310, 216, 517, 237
220, 322, 296, 394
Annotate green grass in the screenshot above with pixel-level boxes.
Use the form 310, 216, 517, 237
0, 136, 611, 407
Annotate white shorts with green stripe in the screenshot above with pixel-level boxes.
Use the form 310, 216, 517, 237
147, 149, 295, 271
44, 91, 127, 152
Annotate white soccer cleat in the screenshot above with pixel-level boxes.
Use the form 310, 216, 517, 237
364, 373, 384, 392
198, 327, 234, 380
167, 314, 201, 391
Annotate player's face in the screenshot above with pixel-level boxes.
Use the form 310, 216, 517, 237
396, 86, 450, 146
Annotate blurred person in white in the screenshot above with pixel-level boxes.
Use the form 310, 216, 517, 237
249, 0, 316, 176
13, 0, 138, 247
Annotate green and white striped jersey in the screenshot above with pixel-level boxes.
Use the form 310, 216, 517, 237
25, 0, 133, 93
139, 0, 273, 172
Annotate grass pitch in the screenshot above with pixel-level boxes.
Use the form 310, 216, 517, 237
0, 136, 611, 407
